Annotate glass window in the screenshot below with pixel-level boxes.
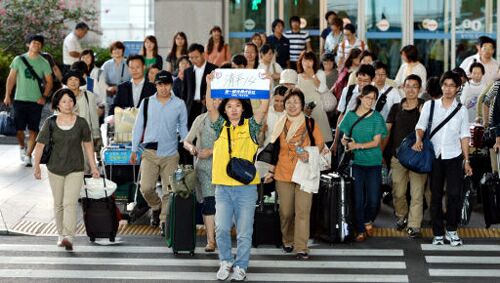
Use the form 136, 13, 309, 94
413, 0, 448, 78
455, 0, 487, 66
365, 0, 403, 78
283, 0, 320, 52
327, 0, 358, 26
228, 0, 267, 55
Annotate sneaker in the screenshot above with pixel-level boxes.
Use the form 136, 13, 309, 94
216, 261, 232, 281
432, 236, 444, 245
150, 209, 160, 227
396, 217, 408, 231
56, 236, 64, 247
24, 155, 32, 167
61, 237, 73, 251
296, 252, 310, 260
229, 266, 246, 282
282, 245, 293, 253
445, 231, 463, 246
407, 227, 422, 239
20, 147, 26, 162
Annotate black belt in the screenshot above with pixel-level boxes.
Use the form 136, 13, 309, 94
144, 142, 158, 150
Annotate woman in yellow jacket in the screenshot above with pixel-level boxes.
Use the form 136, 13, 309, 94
205, 72, 269, 282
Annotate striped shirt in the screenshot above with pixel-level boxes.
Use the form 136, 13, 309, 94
284, 30, 310, 62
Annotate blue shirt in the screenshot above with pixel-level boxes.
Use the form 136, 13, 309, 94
101, 58, 131, 86
132, 93, 188, 157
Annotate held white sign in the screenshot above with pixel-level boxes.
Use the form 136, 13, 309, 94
211, 69, 270, 99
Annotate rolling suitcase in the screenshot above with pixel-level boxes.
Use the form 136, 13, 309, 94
165, 192, 196, 255
315, 172, 354, 243
252, 182, 282, 248
82, 189, 119, 242
480, 152, 500, 228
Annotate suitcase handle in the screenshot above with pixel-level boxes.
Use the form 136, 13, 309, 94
257, 182, 278, 213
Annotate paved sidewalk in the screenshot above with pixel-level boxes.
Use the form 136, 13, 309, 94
0, 144, 55, 232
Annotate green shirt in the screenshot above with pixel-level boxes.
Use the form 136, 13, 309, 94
338, 111, 388, 166
10, 54, 52, 102
211, 116, 262, 142
36, 116, 92, 176
144, 57, 157, 68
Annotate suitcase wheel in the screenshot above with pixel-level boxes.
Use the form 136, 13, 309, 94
189, 251, 195, 256
173, 251, 179, 256
109, 237, 115, 242
90, 237, 96, 242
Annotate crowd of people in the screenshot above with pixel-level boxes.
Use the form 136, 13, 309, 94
3, 9, 500, 281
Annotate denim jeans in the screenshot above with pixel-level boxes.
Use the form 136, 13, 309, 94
352, 164, 382, 233
215, 184, 257, 270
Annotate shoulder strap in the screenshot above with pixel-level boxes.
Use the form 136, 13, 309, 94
344, 84, 357, 113
361, 40, 365, 51
305, 117, 315, 146
429, 103, 463, 139
348, 110, 373, 137
226, 126, 233, 156
20, 56, 44, 93
425, 100, 435, 138
141, 97, 150, 142
83, 91, 93, 131
375, 87, 393, 112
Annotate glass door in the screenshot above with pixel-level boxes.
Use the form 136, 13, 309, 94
365, 0, 403, 78
413, 0, 450, 78
228, 0, 268, 55
282, 0, 320, 52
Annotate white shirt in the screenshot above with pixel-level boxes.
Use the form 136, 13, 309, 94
460, 80, 487, 123
460, 54, 499, 86
194, 62, 206, 101
415, 98, 470, 159
395, 62, 427, 91
337, 84, 360, 113
375, 84, 401, 121
131, 78, 145, 107
336, 38, 365, 67
63, 32, 82, 65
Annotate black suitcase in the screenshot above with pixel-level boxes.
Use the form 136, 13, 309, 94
104, 164, 140, 185
314, 172, 354, 243
480, 152, 500, 228
165, 192, 196, 255
82, 190, 119, 242
252, 182, 282, 248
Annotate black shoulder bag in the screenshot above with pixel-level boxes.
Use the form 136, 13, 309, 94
375, 87, 394, 112
337, 110, 373, 172
226, 126, 256, 184
20, 56, 45, 96
40, 116, 56, 164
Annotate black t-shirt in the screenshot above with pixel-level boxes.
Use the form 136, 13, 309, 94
266, 35, 290, 68
321, 27, 331, 39
386, 98, 425, 156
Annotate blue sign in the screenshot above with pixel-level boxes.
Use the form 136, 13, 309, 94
123, 41, 143, 57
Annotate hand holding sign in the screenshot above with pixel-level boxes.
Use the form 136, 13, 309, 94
210, 69, 270, 99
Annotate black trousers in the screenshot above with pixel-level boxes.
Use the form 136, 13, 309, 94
430, 155, 464, 236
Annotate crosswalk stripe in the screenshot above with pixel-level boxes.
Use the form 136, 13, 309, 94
429, 269, 500, 277
0, 269, 409, 282
0, 256, 406, 269
421, 244, 500, 251
426, 256, 500, 264
0, 244, 404, 256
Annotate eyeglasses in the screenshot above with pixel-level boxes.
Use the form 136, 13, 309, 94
375, 72, 387, 77
361, 96, 376, 101
404, 85, 420, 89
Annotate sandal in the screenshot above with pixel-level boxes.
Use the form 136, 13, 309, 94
364, 223, 374, 237
355, 233, 366, 242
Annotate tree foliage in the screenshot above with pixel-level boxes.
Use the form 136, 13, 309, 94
0, 0, 98, 54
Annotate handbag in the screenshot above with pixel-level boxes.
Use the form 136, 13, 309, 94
397, 101, 462, 173
483, 126, 496, 148
226, 127, 256, 184
336, 110, 373, 172
169, 165, 197, 198
0, 105, 16, 136
40, 116, 56, 164
321, 90, 337, 112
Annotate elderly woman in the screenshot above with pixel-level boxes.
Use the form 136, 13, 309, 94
263, 88, 325, 260
33, 89, 99, 251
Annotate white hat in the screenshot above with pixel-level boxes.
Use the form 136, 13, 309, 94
279, 69, 298, 85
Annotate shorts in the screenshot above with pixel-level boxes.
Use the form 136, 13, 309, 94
202, 196, 216, 215
13, 100, 43, 132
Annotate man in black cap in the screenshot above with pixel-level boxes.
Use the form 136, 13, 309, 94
130, 70, 188, 235
3, 34, 53, 166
